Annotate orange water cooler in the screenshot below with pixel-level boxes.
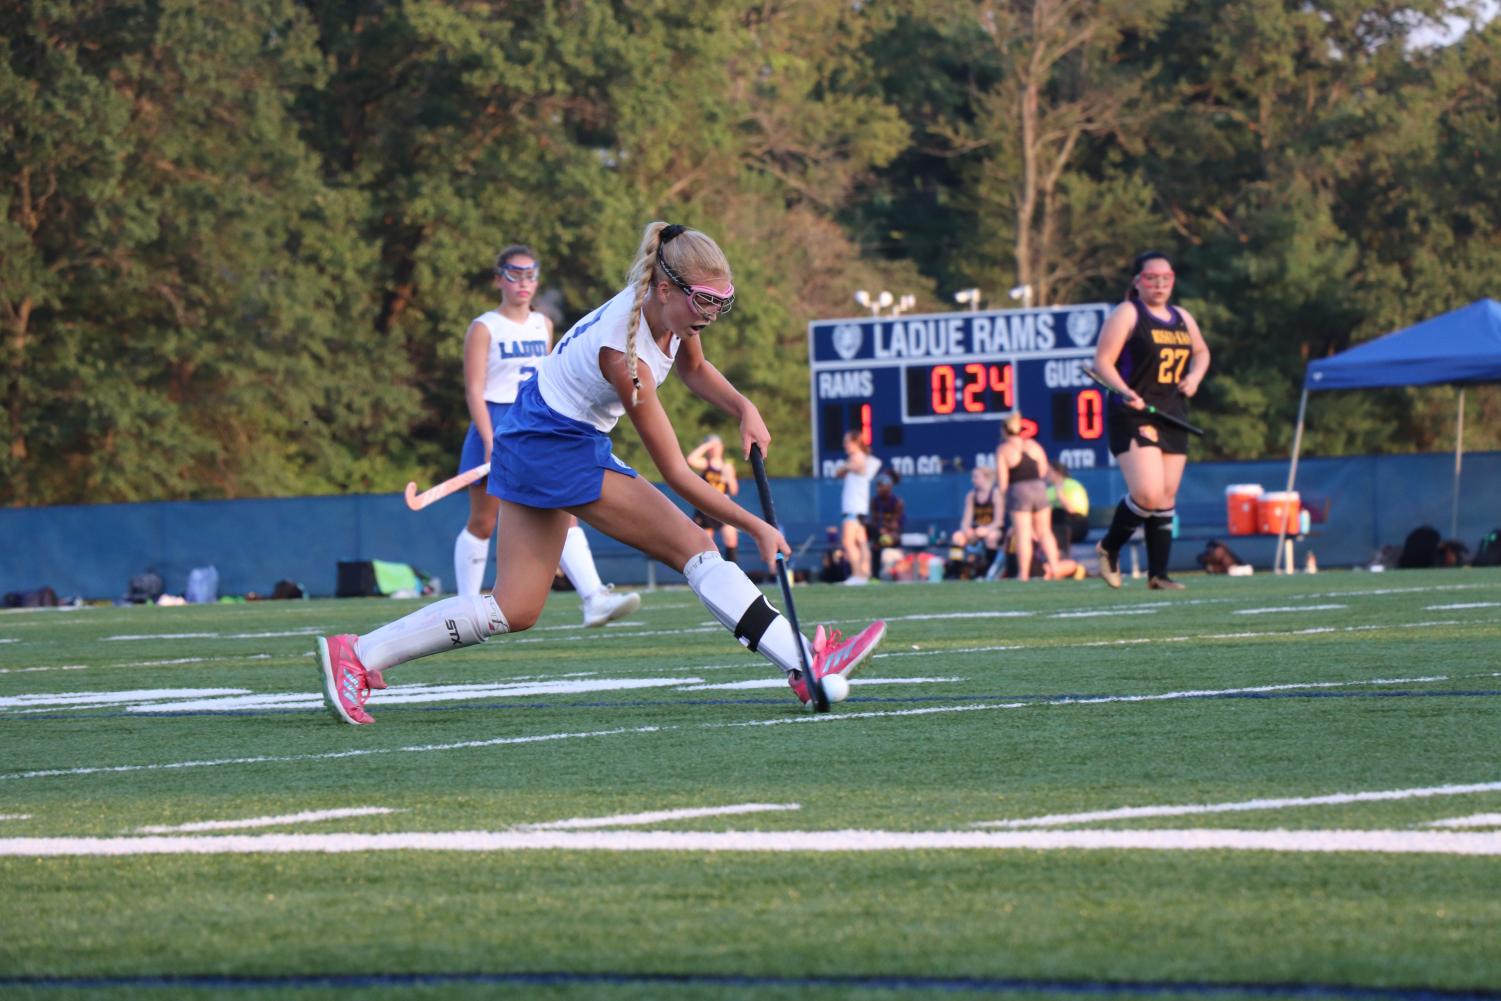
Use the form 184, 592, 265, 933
1257, 491, 1302, 535
1225, 484, 1263, 536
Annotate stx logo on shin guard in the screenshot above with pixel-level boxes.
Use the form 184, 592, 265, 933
445, 619, 462, 646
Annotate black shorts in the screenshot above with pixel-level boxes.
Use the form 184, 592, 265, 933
692, 509, 724, 531
1107, 409, 1189, 457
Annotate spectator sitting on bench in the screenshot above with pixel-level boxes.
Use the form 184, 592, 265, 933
950, 466, 1004, 580
870, 472, 907, 581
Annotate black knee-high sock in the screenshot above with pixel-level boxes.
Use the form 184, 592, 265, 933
1145, 508, 1175, 578
1101, 497, 1149, 553
724, 545, 738, 565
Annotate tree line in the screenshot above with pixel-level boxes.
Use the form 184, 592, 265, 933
4, 0, 1499, 505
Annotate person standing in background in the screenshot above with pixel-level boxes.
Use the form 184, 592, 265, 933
686, 434, 740, 564
832, 431, 881, 585
995, 414, 1063, 581
451, 244, 639, 631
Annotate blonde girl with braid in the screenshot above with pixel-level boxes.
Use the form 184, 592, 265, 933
315, 222, 886, 725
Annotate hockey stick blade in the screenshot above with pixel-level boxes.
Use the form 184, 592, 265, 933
404, 462, 491, 512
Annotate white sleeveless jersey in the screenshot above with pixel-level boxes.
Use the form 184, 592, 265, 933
476, 309, 550, 404
538, 287, 679, 433
841, 454, 882, 516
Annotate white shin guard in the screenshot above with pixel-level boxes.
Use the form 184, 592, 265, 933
355, 594, 508, 673
453, 528, 491, 596
683, 550, 810, 675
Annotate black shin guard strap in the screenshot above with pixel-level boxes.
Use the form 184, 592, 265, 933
733, 594, 779, 653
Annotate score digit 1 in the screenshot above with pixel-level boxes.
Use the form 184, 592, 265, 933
859, 402, 872, 446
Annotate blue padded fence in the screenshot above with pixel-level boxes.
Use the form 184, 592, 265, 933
2, 451, 1499, 600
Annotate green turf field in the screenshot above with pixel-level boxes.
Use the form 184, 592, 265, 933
2, 569, 1499, 1000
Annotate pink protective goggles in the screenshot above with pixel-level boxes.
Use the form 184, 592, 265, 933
682, 280, 735, 317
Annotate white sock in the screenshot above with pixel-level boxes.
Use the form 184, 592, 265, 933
683, 550, 810, 674
454, 528, 490, 596
355, 594, 508, 673
559, 526, 604, 600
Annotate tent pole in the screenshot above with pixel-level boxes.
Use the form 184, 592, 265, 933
1451, 387, 1465, 540
1275, 387, 1310, 573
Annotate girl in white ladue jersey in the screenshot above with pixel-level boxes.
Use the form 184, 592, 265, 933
833, 431, 881, 585
317, 223, 886, 725
451, 244, 638, 634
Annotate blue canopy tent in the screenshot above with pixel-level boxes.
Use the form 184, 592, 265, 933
1278, 298, 1501, 568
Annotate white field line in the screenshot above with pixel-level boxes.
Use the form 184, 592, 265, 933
1426, 814, 1501, 829
0, 726, 665, 782
976, 781, 1501, 829
2, 828, 1499, 857
135, 807, 399, 833
510, 626, 721, 644
677, 676, 960, 692
1293, 583, 1492, 600
1050, 609, 1157, 619
0, 688, 246, 709
0, 814, 31, 821
516, 803, 801, 831
0, 665, 88, 675
0, 638, 16, 643
886, 610, 1035, 622
723, 675, 1456, 728
891, 645, 1026, 658
1233, 604, 1347, 616
1426, 602, 1501, 610
127, 677, 704, 714
103, 629, 324, 642
0, 673, 1476, 783
874, 617, 1500, 661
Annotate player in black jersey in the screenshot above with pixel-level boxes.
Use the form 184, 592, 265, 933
1091, 251, 1210, 590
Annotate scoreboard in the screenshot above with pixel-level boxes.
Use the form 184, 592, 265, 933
808, 304, 1115, 478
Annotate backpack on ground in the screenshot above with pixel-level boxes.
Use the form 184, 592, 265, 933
1197, 539, 1244, 574
1473, 528, 1501, 567
126, 572, 165, 604
1397, 525, 1442, 569
185, 566, 219, 604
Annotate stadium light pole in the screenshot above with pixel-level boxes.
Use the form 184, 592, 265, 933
855, 289, 899, 316
1008, 284, 1033, 308
954, 288, 982, 311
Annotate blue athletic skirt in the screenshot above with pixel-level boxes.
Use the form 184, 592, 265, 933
488, 378, 639, 509
458, 400, 512, 475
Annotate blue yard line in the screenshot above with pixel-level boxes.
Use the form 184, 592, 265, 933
1, 970, 1498, 999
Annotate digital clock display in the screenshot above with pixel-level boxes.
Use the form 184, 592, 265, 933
809, 305, 1113, 478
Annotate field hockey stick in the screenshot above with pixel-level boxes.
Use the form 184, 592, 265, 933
403, 462, 491, 511
1082, 368, 1206, 437
748, 444, 828, 713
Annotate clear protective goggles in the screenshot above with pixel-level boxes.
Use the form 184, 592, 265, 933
497, 262, 541, 284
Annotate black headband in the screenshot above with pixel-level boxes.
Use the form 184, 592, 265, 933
660, 224, 687, 244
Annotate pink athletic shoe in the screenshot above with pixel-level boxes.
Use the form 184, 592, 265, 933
316, 634, 374, 725
787, 620, 887, 705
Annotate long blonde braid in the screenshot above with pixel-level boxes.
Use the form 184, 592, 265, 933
622, 222, 670, 407
621, 221, 733, 406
